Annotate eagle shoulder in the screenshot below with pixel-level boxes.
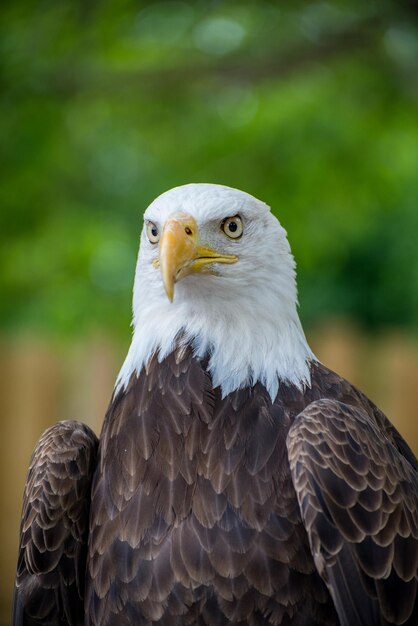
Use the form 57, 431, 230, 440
287, 393, 418, 626
13, 420, 98, 626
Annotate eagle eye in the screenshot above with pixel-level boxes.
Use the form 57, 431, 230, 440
146, 221, 160, 244
221, 215, 243, 239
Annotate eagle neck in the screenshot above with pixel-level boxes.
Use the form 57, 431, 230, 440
115, 274, 316, 401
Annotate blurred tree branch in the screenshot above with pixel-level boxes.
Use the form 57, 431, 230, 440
43, 16, 385, 96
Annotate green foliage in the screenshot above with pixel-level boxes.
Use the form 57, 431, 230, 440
1, 0, 417, 339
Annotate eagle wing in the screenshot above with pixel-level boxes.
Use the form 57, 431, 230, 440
287, 398, 418, 626
13, 420, 98, 626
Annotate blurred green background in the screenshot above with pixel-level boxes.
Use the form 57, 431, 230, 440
1, 0, 418, 623
1, 0, 417, 342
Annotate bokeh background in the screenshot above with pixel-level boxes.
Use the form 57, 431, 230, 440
1, 0, 418, 622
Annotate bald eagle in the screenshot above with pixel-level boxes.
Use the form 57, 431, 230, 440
13, 184, 418, 626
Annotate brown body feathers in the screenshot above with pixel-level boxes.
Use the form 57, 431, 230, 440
13, 347, 418, 625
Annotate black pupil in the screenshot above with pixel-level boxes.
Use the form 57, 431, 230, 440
151, 226, 158, 238
228, 221, 238, 232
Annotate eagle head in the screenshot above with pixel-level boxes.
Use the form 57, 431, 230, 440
117, 184, 315, 400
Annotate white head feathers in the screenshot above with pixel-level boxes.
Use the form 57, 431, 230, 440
116, 183, 315, 400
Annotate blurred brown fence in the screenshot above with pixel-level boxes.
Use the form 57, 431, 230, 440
1, 322, 418, 625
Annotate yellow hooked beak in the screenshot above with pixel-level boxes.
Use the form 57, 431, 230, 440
153, 213, 238, 302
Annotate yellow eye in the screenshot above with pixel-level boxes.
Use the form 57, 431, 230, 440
146, 221, 160, 244
221, 215, 243, 239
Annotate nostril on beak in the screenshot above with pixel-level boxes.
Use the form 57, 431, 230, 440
185, 226, 193, 236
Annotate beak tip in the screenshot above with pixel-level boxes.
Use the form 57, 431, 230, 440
164, 284, 174, 303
